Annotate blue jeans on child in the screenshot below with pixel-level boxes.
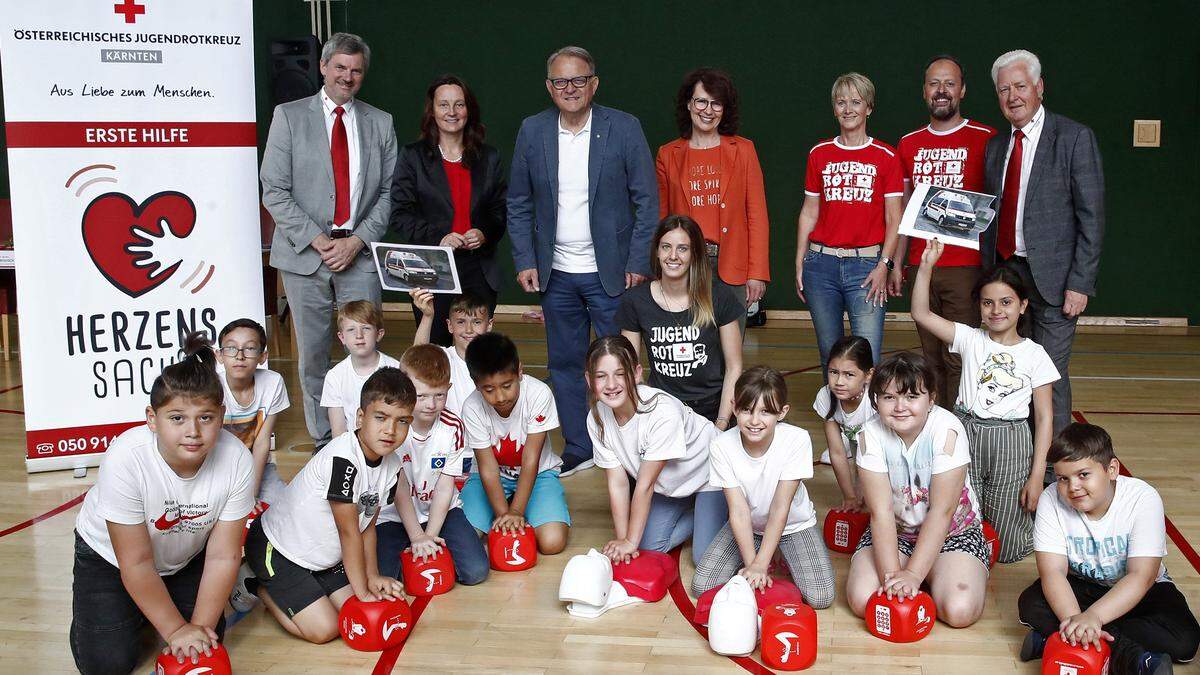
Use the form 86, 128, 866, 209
640, 490, 729, 567
459, 469, 572, 532
375, 507, 489, 585
801, 248, 885, 371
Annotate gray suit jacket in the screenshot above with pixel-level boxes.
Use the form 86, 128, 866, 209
261, 92, 398, 276
982, 109, 1104, 303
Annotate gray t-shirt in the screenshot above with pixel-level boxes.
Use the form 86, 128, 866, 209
617, 282, 742, 405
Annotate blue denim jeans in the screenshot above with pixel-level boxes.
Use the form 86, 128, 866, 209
375, 508, 489, 585
542, 270, 622, 461
801, 249, 885, 371
638, 490, 729, 567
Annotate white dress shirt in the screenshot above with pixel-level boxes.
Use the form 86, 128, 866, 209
1001, 104, 1045, 257
553, 111, 597, 273
321, 88, 362, 230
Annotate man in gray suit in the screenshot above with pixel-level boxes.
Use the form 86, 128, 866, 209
261, 32, 398, 448
982, 49, 1104, 435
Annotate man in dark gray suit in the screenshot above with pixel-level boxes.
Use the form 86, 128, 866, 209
261, 33, 398, 448
982, 49, 1104, 435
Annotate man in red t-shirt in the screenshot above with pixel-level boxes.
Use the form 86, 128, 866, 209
897, 55, 996, 407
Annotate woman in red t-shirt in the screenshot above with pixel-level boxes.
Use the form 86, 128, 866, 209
390, 75, 507, 346
794, 72, 904, 370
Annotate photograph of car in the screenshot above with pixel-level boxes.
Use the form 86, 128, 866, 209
923, 189, 978, 232
385, 250, 439, 286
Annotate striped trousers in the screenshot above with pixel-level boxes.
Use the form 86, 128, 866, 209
956, 409, 1034, 563
691, 523, 835, 609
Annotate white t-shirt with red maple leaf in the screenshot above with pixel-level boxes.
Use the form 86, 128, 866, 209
461, 375, 562, 481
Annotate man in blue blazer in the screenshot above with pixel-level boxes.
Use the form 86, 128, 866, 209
508, 45, 658, 475
982, 50, 1104, 440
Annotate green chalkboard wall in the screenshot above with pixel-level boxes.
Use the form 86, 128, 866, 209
2, 1, 1197, 323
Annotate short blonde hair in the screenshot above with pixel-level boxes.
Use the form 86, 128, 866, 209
831, 72, 875, 109
337, 300, 383, 330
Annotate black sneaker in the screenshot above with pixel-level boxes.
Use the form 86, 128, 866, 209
559, 454, 595, 478
1140, 652, 1173, 675
1019, 630, 1047, 662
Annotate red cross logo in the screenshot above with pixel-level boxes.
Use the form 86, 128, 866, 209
114, 0, 146, 23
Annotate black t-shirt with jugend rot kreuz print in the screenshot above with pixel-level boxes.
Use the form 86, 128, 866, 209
617, 281, 743, 405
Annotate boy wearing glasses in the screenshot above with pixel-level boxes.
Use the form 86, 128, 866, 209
216, 318, 291, 504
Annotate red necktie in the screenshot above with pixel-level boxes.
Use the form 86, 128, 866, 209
331, 105, 350, 227
996, 129, 1024, 260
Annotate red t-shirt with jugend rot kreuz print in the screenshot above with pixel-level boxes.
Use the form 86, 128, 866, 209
804, 137, 904, 248
898, 119, 996, 266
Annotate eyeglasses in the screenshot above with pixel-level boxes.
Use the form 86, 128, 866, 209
219, 346, 262, 358
691, 97, 724, 112
547, 74, 595, 90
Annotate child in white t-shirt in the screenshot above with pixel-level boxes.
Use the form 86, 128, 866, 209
813, 335, 877, 512
691, 366, 834, 609
71, 333, 254, 674
846, 352, 988, 629
1017, 423, 1199, 674
245, 368, 415, 644
215, 318, 290, 505
459, 332, 570, 555
913, 240, 1059, 562
411, 289, 493, 419
321, 300, 400, 438
584, 335, 727, 567
375, 345, 489, 585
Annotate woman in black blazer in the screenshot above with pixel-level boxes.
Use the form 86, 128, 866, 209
390, 74, 507, 345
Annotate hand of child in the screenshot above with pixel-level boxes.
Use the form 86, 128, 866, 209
1060, 611, 1112, 651
408, 534, 446, 562
919, 239, 944, 269
1020, 475, 1044, 512
367, 574, 405, 601
410, 288, 435, 315
602, 538, 640, 564
879, 569, 921, 600
163, 623, 218, 664
492, 511, 527, 534
739, 563, 772, 591
837, 494, 864, 512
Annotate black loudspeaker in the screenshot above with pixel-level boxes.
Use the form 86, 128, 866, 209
270, 36, 321, 105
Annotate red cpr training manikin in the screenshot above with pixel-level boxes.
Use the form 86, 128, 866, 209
693, 577, 806, 625
865, 591, 937, 643
1041, 631, 1111, 675
557, 549, 678, 617
401, 548, 456, 596
338, 596, 414, 652
760, 602, 819, 670
155, 644, 232, 675
488, 528, 537, 571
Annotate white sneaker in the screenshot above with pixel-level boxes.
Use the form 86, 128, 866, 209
230, 562, 259, 613
819, 449, 832, 465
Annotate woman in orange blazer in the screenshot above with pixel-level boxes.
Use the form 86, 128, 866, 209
656, 68, 770, 326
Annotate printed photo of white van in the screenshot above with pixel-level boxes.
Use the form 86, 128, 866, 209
923, 189, 978, 232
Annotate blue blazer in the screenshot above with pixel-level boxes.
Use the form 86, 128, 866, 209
507, 104, 659, 296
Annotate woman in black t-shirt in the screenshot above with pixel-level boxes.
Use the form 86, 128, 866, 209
617, 215, 744, 428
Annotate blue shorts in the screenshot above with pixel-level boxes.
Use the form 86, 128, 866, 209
460, 469, 571, 531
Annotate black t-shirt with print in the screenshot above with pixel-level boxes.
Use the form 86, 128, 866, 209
616, 282, 742, 405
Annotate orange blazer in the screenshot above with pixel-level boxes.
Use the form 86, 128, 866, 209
655, 135, 770, 285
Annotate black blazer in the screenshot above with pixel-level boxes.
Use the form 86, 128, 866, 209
389, 140, 508, 290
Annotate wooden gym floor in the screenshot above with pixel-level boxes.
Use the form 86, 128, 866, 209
0, 315, 1197, 674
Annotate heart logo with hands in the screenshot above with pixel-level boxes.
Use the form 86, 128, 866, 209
80, 191, 197, 298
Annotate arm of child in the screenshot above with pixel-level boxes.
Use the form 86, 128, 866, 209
420, 473, 455, 552
328, 407, 348, 438
472, 446, 514, 530
392, 470, 442, 561
501, 430, 547, 533
1022, 384, 1055, 512
107, 522, 216, 661
744, 478, 801, 589
723, 487, 765, 588
606, 460, 665, 563
910, 240, 955, 344
191, 518, 245, 633
332, 500, 381, 602
248, 413, 279, 500
890, 463, 965, 598
715, 321, 743, 431
858, 435, 904, 589
411, 289, 435, 346
361, 515, 404, 600
826, 419, 861, 511
1060, 557, 1159, 650
1034, 550, 1085, 624
603, 466, 635, 563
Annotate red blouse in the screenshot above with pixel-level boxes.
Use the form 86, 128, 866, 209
443, 159, 471, 235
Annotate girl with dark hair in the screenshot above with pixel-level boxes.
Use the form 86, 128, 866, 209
912, 240, 1059, 562
812, 335, 876, 511
584, 335, 728, 566
655, 68, 769, 328
71, 333, 254, 674
390, 74, 507, 346
616, 215, 743, 427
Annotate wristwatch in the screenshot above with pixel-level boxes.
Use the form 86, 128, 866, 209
879, 256, 894, 271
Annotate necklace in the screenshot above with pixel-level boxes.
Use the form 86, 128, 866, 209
438, 144, 463, 162
654, 281, 691, 331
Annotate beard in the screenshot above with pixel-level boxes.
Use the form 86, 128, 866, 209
928, 98, 958, 120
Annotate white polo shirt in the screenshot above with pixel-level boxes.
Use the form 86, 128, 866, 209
553, 111, 597, 273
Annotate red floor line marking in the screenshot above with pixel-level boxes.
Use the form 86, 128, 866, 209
0, 490, 88, 538
1078, 410, 1200, 417
0, 384, 23, 395
1072, 411, 1200, 575
371, 595, 432, 675
0, 408, 24, 415
667, 547, 776, 675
